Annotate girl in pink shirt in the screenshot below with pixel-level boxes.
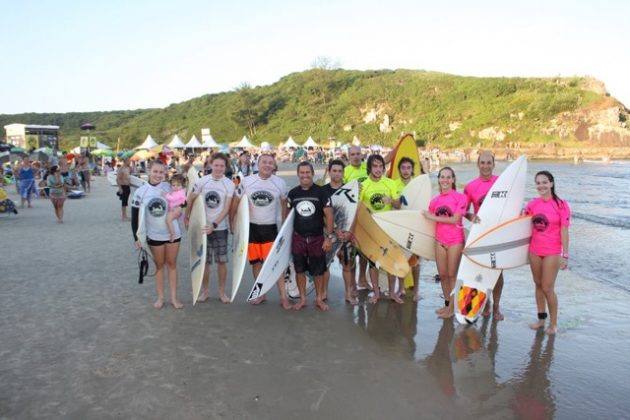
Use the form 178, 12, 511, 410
524, 170, 570, 335
423, 167, 469, 319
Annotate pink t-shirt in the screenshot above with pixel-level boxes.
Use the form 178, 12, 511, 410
429, 190, 469, 246
525, 197, 571, 256
464, 175, 498, 214
165, 189, 187, 210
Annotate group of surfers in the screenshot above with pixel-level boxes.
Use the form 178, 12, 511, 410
130, 146, 570, 335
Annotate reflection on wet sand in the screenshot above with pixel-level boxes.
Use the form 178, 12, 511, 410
350, 300, 556, 418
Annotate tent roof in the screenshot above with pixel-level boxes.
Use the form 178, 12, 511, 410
135, 135, 159, 150
303, 136, 319, 148
186, 135, 202, 148
235, 136, 255, 148
282, 136, 299, 149
168, 135, 186, 149
201, 133, 218, 148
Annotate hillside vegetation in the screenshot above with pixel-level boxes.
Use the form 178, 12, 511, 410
1, 69, 626, 150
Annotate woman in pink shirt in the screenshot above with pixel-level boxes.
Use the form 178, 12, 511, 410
423, 167, 469, 318
525, 171, 570, 335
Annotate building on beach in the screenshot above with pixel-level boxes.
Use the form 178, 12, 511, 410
4, 123, 60, 150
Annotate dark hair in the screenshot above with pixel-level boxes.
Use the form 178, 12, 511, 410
297, 161, 314, 174
49, 165, 59, 175
328, 159, 345, 171
211, 152, 230, 167
366, 154, 385, 175
170, 174, 186, 187
397, 157, 416, 175
437, 166, 456, 191
535, 170, 563, 207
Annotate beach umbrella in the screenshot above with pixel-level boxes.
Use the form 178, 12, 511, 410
0, 143, 11, 152
92, 149, 115, 157
34, 147, 53, 154
29, 151, 49, 162
131, 150, 156, 161
10, 147, 26, 154
151, 144, 172, 155
0, 151, 9, 164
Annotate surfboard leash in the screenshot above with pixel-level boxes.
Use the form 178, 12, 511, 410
137, 248, 155, 284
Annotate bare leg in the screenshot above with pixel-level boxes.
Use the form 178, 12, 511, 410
322, 271, 329, 301
541, 256, 561, 334
165, 241, 183, 308
528, 253, 546, 329
342, 263, 358, 304
150, 244, 166, 309
434, 243, 449, 315
358, 255, 371, 289
367, 266, 380, 304
121, 206, 129, 221
492, 273, 505, 320
389, 274, 403, 304
314, 274, 329, 311
412, 260, 421, 302
293, 272, 307, 310
165, 209, 180, 241
217, 262, 229, 303
438, 243, 463, 319
198, 263, 210, 302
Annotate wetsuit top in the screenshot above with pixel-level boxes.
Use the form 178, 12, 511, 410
428, 190, 469, 246
525, 197, 571, 256
464, 175, 498, 215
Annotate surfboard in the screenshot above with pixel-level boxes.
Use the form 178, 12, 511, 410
387, 133, 421, 180
230, 193, 250, 302
464, 215, 532, 270
107, 171, 117, 186
354, 203, 410, 278
454, 155, 528, 324
186, 167, 199, 195
371, 210, 436, 261
136, 203, 149, 251
188, 168, 206, 305
247, 209, 295, 301
130, 175, 145, 188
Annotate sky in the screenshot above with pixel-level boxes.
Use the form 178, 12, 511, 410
1, 0, 628, 114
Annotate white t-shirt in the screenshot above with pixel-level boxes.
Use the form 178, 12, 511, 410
132, 182, 180, 241
236, 174, 288, 225
192, 175, 235, 230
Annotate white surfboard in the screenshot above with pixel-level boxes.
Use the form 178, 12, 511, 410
400, 174, 432, 210
186, 167, 199, 195
372, 210, 436, 261
188, 168, 206, 305
107, 171, 117, 186
230, 193, 250, 302
247, 210, 295, 301
136, 204, 149, 251
464, 215, 532, 270
130, 175, 145, 188
455, 155, 528, 324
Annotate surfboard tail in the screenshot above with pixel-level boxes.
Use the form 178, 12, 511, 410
455, 282, 488, 325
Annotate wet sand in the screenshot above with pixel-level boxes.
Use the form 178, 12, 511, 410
1, 168, 629, 419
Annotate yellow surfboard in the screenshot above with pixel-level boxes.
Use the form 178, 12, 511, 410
387, 133, 421, 180
354, 203, 410, 278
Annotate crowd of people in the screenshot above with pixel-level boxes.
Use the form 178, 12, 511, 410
130, 147, 570, 335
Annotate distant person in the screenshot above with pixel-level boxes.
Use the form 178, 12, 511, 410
288, 162, 334, 311
464, 151, 504, 320
131, 160, 183, 309
163, 174, 187, 242
186, 153, 234, 303
46, 165, 67, 223
117, 159, 132, 221
78, 153, 91, 192
423, 167, 469, 319
16, 157, 36, 208
525, 171, 570, 335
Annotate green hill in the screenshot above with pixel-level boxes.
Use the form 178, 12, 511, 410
1, 69, 627, 150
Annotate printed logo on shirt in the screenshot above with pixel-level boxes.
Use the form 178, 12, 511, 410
147, 197, 167, 217
435, 206, 453, 217
532, 214, 549, 232
369, 193, 385, 211
296, 200, 316, 217
251, 190, 274, 207
205, 191, 221, 209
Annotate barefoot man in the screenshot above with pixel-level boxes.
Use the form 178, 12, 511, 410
288, 162, 334, 311
463, 151, 504, 320
230, 154, 292, 309
116, 158, 132, 221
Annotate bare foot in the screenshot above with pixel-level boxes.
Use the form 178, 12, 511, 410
197, 290, 209, 302
398, 288, 406, 297
315, 299, 329, 311
482, 307, 491, 318
252, 295, 267, 305
368, 294, 379, 304
153, 299, 164, 309
357, 281, 373, 291
172, 300, 184, 309
493, 309, 505, 321
390, 294, 404, 304
345, 296, 358, 305
435, 306, 449, 315
293, 300, 306, 310
545, 325, 557, 335
437, 309, 454, 319
351, 287, 359, 297
280, 299, 292, 310
219, 295, 230, 304
529, 320, 545, 330
413, 294, 422, 302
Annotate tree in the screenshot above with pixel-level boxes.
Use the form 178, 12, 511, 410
232, 82, 261, 138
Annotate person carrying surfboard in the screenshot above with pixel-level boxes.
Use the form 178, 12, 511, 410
288, 161, 334, 311
230, 154, 293, 310
423, 167, 469, 318
463, 151, 504, 320
185, 153, 235, 304
524, 170, 570, 335
359, 154, 403, 304
131, 160, 183, 309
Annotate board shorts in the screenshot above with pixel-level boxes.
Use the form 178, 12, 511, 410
291, 233, 326, 276
337, 242, 357, 268
206, 229, 228, 264
19, 179, 36, 199
147, 237, 181, 246
118, 185, 131, 207
248, 223, 277, 265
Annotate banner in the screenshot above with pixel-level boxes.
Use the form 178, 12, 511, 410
89, 137, 97, 148
80, 136, 88, 147
25, 134, 39, 150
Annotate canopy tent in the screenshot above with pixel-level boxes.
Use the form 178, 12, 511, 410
260, 142, 273, 151
96, 141, 112, 150
235, 136, 255, 149
186, 135, 202, 149
201, 133, 218, 148
168, 135, 186, 149
352, 136, 361, 146
135, 135, 159, 150
303, 136, 320, 148
282, 136, 299, 149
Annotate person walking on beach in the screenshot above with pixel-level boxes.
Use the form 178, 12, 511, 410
117, 158, 132, 221
131, 160, 183, 309
16, 157, 36, 208
423, 167, 469, 319
359, 154, 402, 304
46, 165, 67, 223
288, 162, 334, 311
78, 153, 91, 193
185, 153, 235, 303
230, 154, 293, 309
463, 151, 505, 320
524, 171, 570, 335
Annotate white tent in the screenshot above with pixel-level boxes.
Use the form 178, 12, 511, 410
186, 135, 202, 149
96, 141, 111, 150
135, 135, 159, 150
352, 136, 361, 146
303, 136, 320, 148
201, 133, 218, 148
282, 136, 299, 149
235, 136, 255, 148
260, 141, 273, 151
168, 135, 186, 149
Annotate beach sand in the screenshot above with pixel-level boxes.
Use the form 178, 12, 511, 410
1, 167, 629, 419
